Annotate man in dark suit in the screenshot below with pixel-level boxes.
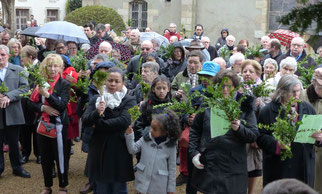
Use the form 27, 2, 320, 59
0, 45, 31, 178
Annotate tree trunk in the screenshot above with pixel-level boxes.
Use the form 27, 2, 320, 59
1, 0, 16, 34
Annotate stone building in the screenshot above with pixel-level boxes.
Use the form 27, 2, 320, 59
83, 0, 310, 46
1, 0, 67, 30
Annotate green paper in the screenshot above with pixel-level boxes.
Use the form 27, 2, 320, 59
294, 115, 322, 144
210, 107, 231, 138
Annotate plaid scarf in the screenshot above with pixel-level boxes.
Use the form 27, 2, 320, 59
187, 69, 199, 88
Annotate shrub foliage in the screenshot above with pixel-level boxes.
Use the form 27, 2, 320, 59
64, 5, 126, 35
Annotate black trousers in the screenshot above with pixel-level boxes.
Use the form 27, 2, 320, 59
0, 125, 22, 172
20, 124, 39, 158
186, 152, 197, 194
37, 133, 71, 188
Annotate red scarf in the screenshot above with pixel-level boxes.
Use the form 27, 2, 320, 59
30, 74, 60, 123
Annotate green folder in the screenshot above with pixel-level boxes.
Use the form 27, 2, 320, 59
210, 107, 231, 138
294, 114, 322, 144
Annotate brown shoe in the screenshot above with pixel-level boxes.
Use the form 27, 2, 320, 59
176, 173, 188, 186
79, 182, 93, 194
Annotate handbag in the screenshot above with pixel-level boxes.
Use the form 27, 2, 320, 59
37, 120, 57, 138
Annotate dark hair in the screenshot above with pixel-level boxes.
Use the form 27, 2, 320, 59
149, 75, 171, 99
107, 67, 125, 81
187, 50, 204, 62
262, 179, 318, 194
55, 39, 66, 47
214, 69, 240, 88
95, 23, 106, 32
163, 28, 169, 33
141, 75, 171, 126
152, 109, 181, 147
83, 23, 93, 30
195, 24, 203, 30
238, 39, 249, 47
67, 41, 77, 46
270, 39, 281, 50
236, 44, 246, 54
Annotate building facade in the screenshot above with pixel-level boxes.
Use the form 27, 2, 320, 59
2, 0, 67, 30
83, 0, 270, 45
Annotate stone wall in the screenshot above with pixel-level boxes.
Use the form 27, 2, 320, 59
83, 0, 271, 45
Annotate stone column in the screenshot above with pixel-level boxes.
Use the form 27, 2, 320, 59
254, 0, 269, 38
181, 0, 195, 38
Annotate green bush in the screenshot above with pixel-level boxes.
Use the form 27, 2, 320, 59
64, 5, 126, 35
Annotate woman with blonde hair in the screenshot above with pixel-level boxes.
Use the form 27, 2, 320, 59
29, 54, 71, 194
7, 38, 22, 65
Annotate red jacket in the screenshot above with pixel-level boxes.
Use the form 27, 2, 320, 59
164, 31, 181, 41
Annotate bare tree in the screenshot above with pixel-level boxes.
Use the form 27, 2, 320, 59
1, 0, 15, 33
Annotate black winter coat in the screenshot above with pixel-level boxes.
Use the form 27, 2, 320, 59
29, 76, 71, 137
133, 94, 171, 141
257, 100, 316, 187
189, 93, 259, 194
82, 94, 136, 183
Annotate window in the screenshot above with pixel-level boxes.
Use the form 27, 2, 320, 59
130, 0, 147, 30
47, 9, 58, 22
16, 9, 29, 30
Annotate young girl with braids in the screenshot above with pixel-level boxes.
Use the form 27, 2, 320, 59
125, 110, 181, 194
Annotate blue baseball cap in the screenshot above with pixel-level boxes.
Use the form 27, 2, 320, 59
197, 61, 220, 77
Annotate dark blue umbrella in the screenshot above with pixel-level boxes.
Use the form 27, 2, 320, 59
20, 27, 40, 37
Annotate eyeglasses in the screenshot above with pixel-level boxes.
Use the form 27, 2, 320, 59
141, 48, 151, 51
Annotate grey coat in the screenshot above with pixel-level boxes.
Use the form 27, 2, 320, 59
125, 132, 176, 194
2, 63, 29, 126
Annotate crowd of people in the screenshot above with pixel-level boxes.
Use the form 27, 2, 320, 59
0, 20, 322, 194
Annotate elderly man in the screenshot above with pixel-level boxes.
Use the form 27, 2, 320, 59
263, 38, 284, 66
0, 45, 30, 178
98, 41, 113, 56
218, 35, 235, 63
90, 23, 113, 45
213, 57, 227, 71
281, 37, 316, 75
105, 23, 117, 40
190, 24, 204, 40
201, 36, 218, 60
129, 61, 159, 104
98, 41, 125, 70
229, 52, 245, 75
126, 40, 165, 89
124, 29, 141, 55
164, 23, 181, 41
169, 36, 178, 45
1, 30, 11, 46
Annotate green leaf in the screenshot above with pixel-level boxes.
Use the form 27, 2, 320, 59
93, 71, 109, 95
258, 97, 302, 160
0, 82, 9, 94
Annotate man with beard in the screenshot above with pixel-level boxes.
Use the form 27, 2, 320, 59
263, 38, 284, 67
126, 40, 165, 89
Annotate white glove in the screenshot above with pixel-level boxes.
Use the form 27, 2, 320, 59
192, 153, 204, 169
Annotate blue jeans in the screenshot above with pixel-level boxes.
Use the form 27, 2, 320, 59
94, 181, 128, 194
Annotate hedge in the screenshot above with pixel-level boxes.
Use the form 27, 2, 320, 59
64, 5, 126, 35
